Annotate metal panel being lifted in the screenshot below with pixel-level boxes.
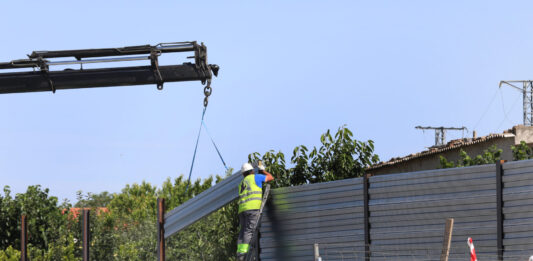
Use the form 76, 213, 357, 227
164, 171, 242, 238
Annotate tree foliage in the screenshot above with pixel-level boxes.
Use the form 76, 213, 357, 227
74, 191, 113, 208
511, 141, 533, 161
0, 185, 77, 261
440, 141, 533, 169
249, 125, 379, 187
0, 125, 377, 260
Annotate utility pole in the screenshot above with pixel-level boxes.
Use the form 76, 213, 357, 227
415, 126, 467, 147
499, 80, 533, 126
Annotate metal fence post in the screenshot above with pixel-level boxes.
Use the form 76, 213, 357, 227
496, 160, 505, 261
157, 198, 165, 261
363, 173, 371, 261
21, 215, 27, 261
83, 209, 90, 261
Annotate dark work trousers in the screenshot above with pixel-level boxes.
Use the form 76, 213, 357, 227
237, 209, 260, 258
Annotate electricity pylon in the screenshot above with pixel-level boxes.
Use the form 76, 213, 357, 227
499, 80, 533, 126
415, 126, 467, 147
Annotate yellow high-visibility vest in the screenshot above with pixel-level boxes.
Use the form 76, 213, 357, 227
238, 174, 263, 213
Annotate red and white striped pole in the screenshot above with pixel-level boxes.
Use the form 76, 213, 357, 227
467, 237, 477, 261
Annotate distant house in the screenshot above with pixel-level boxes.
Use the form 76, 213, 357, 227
367, 125, 533, 175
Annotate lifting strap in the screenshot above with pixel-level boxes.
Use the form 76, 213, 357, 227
185, 107, 229, 193
185, 107, 206, 193
202, 120, 228, 171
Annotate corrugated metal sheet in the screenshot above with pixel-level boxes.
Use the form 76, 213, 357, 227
502, 159, 533, 260
369, 164, 498, 261
259, 178, 365, 261
163, 171, 242, 238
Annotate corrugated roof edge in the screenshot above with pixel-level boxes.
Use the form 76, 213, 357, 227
367, 133, 515, 171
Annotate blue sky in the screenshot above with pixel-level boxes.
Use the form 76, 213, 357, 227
1, 1, 532, 203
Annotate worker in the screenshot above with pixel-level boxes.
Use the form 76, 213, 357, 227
236, 161, 274, 260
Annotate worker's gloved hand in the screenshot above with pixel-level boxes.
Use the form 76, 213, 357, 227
257, 160, 265, 171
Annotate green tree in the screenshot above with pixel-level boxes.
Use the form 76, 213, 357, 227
0, 187, 19, 250
0, 246, 20, 261
74, 191, 113, 208
249, 126, 380, 186
0, 185, 76, 260
439, 145, 502, 168
15, 185, 65, 251
511, 141, 533, 161
164, 172, 238, 261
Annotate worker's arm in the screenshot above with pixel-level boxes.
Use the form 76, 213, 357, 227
259, 169, 274, 182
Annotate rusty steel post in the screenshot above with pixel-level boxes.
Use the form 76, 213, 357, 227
21, 215, 27, 261
157, 198, 165, 261
83, 209, 90, 261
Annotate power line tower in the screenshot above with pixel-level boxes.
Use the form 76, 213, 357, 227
415, 126, 467, 147
499, 80, 533, 126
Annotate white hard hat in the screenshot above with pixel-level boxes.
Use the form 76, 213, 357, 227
241, 163, 253, 173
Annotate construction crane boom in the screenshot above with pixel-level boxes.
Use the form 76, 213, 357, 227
0, 42, 219, 94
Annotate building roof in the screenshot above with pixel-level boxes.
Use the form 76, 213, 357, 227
62, 207, 109, 219
367, 131, 515, 171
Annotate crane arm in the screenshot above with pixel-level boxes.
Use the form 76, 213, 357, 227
0, 41, 219, 94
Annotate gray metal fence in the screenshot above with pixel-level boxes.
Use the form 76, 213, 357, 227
502, 160, 533, 260
369, 164, 497, 261
259, 160, 533, 260
260, 178, 365, 261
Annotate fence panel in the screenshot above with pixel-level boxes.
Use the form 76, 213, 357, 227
163, 171, 242, 238
368, 164, 497, 261
260, 178, 365, 261
502, 159, 533, 260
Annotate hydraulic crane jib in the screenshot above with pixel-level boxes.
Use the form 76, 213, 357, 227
0, 41, 219, 94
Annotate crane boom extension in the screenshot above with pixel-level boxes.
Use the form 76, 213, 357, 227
0, 42, 219, 94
